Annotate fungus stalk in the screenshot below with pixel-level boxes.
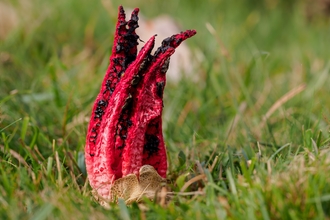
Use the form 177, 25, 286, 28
85, 6, 196, 205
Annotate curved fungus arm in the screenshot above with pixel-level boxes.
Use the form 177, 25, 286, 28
85, 6, 196, 203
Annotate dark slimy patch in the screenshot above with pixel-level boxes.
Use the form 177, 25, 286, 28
144, 134, 160, 157
156, 81, 165, 98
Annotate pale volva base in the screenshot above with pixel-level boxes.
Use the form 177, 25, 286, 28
92, 165, 167, 207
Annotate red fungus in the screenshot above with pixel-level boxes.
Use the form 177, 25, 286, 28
85, 6, 196, 202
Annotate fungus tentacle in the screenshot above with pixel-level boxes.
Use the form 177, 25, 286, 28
85, 6, 196, 203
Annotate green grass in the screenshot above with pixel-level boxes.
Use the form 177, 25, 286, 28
1, 0, 330, 219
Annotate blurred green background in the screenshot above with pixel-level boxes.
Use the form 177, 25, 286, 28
1, 0, 329, 152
